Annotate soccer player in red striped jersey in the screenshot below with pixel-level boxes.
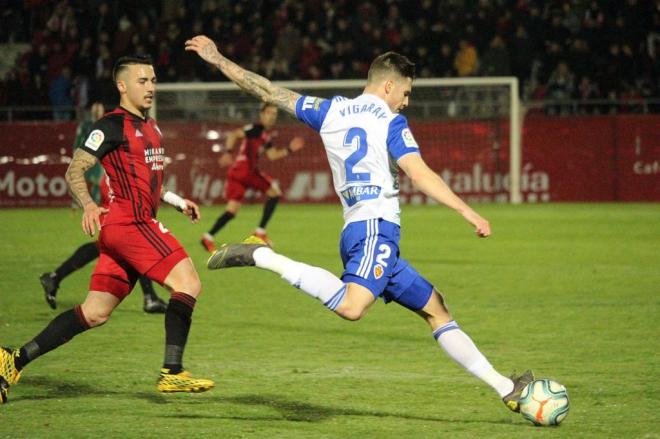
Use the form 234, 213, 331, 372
39, 101, 167, 313
200, 103, 304, 251
0, 55, 213, 404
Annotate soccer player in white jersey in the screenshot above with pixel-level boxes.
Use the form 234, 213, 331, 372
186, 35, 533, 413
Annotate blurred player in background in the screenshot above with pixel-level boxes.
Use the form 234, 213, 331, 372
200, 103, 304, 251
40, 102, 168, 313
0, 55, 214, 404
188, 35, 533, 413
76, 102, 105, 204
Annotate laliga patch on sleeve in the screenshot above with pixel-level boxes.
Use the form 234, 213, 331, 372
84, 129, 105, 151
401, 128, 418, 148
302, 96, 316, 110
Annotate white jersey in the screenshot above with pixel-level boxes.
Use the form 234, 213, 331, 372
296, 93, 421, 226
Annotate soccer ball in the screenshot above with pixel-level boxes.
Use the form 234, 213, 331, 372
519, 379, 570, 426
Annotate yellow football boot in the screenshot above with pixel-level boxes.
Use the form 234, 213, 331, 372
157, 369, 214, 393
0, 347, 22, 404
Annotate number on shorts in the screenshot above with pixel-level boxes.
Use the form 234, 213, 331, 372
375, 243, 391, 267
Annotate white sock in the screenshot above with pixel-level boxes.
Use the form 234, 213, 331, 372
253, 247, 346, 310
433, 320, 513, 397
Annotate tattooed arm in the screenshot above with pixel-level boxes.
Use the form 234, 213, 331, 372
65, 148, 108, 236
185, 35, 302, 116
66, 148, 97, 208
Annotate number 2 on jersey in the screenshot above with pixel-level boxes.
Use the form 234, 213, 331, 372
343, 127, 371, 183
375, 244, 391, 267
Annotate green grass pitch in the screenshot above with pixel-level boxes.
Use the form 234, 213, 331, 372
0, 203, 658, 438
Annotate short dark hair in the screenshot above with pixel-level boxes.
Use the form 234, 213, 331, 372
367, 52, 415, 83
112, 55, 154, 81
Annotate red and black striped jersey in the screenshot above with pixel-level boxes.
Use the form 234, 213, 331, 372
79, 106, 164, 225
228, 123, 273, 177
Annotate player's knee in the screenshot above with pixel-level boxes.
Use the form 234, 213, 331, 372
336, 305, 366, 321
84, 310, 111, 327
183, 273, 202, 297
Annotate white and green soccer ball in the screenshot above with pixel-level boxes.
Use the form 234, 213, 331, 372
519, 379, 570, 426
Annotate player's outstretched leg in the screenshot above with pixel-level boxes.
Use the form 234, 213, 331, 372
208, 240, 350, 314
417, 290, 534, 412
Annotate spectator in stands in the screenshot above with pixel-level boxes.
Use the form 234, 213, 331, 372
510, 24, 535, 91
436, 43, 455, 78
2, 0, 660, 117
112, 14, 135, 57
454, 39, 479, 77
49, 66, 73, 121
74, 37, 96, 80
575, 76, 601, 114
94, 2, 116, 36
601, 43, 625, 108
566, 38, 591, 84
28, 43, 49, 84
480, 35, 511, 76
546, 61, 575, 115
46, 41, 72, 84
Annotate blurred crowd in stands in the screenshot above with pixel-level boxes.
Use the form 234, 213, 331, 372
0, 0, 659, 119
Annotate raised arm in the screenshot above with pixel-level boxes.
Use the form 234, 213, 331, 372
398, 153, 491, 237
185, 35, 301, 116
65, 148, 107, 236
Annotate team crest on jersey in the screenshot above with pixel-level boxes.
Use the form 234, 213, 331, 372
373, 264, 384, 279
401, 128, 418, 148
84, 129, 105, 151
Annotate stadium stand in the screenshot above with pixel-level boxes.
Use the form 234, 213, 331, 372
0, 0, 659, 119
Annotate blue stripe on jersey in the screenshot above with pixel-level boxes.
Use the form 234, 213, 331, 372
432, 320, 460, 340
387, 115, 422, 161
357, 219, 379, 278
295, 95, 332, 131
324, 284, 347, 310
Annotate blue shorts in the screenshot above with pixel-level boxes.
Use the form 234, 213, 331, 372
339, 218, 433, 311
